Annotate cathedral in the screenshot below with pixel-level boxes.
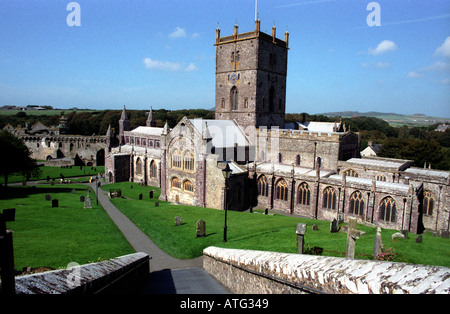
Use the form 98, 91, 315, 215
105, 20, 450, 235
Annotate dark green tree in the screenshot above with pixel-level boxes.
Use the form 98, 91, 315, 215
0, 131, 41, 187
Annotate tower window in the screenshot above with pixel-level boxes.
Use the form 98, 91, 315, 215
244, 97, 248, 108
230, 86, 238, 110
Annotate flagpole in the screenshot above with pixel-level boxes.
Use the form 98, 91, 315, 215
255, 0, 258, 21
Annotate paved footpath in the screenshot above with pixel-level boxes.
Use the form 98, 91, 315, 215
89, 182, 230, 294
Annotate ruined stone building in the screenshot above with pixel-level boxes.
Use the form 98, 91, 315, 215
105, 20, 450, 235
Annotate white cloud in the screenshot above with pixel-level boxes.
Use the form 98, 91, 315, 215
407, 71, 422, 78
169, 27, 187, 38
369, 40, 398, 55
435, 36, 450, 58
185, 63, 199, 72
143, 58, 198, 72
143, 58, 182, 71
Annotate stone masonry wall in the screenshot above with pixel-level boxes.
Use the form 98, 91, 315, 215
203, 247, 450, 294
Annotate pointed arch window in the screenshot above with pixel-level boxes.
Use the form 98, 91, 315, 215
257, 175, 269, 197
349, 191, 365, 216
275, 179, 289, 201
171, 177, 181, 189
135, 158, 143, 176
183, 151, 195, 171
150, 160, 157, 179
423, 191, 435, 216
183, 180, 194, 193
379, 197, 396, 223
323, 187, 337, 210
297, 182, 310, 206
231, 86, 238, 110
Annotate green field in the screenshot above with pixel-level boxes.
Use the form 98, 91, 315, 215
104, 182, 450, 267
0, 166, 104, 185
2, 184, 134, 270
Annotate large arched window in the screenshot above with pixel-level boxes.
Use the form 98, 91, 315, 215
183, 180, 194, 193
323, 187, 337, 210
349, 191, 365, 216
423, 191, 435, 216
150, 160, 157, 179
230, 86, 238, 110
297, 182, 310, 206
171, 149, 182, 169
171, 177, 181, 189
379, 197, 396, 223
135, 158, 143, 176
183, 151, 195, 171
344, 169, 359, 178
275, 179, 289, 201
257, 175, 269, 197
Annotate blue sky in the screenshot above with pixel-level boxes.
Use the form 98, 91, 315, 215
0, 0, 449, 117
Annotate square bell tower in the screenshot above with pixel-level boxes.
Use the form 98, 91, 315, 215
214, 20, 289, 131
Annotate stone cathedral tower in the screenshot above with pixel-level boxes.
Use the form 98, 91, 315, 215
215, 20, 289, 131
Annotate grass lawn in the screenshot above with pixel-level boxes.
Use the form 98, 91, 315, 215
105, 182, 450, 267
1, 184, 134, 271
0, 165, 104, 185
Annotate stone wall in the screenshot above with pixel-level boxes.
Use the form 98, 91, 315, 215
14, 252, 149, 294
203, 247, 450, 294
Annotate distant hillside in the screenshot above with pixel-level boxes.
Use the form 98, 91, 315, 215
320, 111, 450, 127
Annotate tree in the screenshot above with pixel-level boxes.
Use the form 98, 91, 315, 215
0, 131, 41, 187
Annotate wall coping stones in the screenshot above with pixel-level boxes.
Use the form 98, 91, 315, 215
203, 247, 450, 294
14, 252, 149, 294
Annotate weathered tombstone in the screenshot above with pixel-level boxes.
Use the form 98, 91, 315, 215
345, 218, 362, 259
149, 190, 154, 199
80, 195, 85, 202
84, 196, 92, 209
330, 219, 338, 233
138, 193, 143, 200
312, 224, 318, 231
400, 230, 409, 239
46, 176, 50, 182
441, 230, 450, 239
155, 202, 159, 207
45, 194, 52, 201
264, 208, 268, 215
52, 199, 58, 208
71, 189, 76, 194
416, 234, 423, 243
196, 220, 206, 237
374, 226, 384, 257
296, 223, 307, 254
130, 185, 133, 189
175, 216, 182, 226
392, 232, 405, 241
432, 231, 439, 238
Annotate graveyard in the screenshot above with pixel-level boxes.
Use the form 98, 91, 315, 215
105, 182, 450, 267
2, 180, 449, 274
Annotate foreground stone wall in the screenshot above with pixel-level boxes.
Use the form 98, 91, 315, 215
14, 252, 149, 294
203, 247, 450, 294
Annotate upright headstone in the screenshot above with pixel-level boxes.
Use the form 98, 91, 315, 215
149, 190, 154, 199
175, 216, 182, 226
52, 199, 59, 208
296, 223, 307, 254
373, 226, 384, 257
80, 195, 85, 202
345, 218, 362, 259
139, 193, 143, 200
441, 230, 450, 239
330, 219, 338, 233
196, 220, 206, 237
416, 234, 423, 243
84, 196, 92, 209
72, 189, 76, 194
45, 194, 52, 201
155, 202, 159, 207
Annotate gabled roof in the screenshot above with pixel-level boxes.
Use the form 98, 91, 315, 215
189, 119, 250, 148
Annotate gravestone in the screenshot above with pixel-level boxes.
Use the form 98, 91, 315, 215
196, 220, 206, 237
80, 195, 85, 202
441, 230, 449, 239
139, 193, 143, 200
155, 202, 159, 207
175, 216, 182, 226
45, 194, 52, 201
149, 190, 154, 198
416, 234, 423, 243
345, 218, 362, 259
52, 199, 58, 208
296, 223, 307, 254
312, 224, 318, 231
330, 219, 338, 233
72, 189, 76, 194
264, 208, 268, 215
374, 226, 384, 257
84, 196, 92, 209
400, 230, 409, 239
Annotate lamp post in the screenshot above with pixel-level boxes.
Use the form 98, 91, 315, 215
222, 163, 232, 242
